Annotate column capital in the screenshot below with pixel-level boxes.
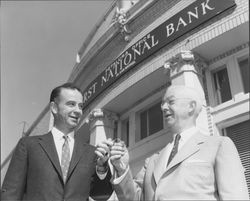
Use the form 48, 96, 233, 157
164, 50, 207, 76
86, 108, 119, 124
86, 108, 118, 145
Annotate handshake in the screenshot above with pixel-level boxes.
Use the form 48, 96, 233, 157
95, 138, 129, 177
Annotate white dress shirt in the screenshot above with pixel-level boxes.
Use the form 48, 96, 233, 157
51, 127, 107, 179
163, 126, 198, 168
51, 127, 74, 165
113, 127, 198, 184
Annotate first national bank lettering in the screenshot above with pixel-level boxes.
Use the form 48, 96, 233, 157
83, 34, 159, 104
82, 0, 236, 109
101, 34, 159, 86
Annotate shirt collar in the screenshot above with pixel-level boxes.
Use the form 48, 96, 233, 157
51, 127, 75, 141
178, 126, 198, 143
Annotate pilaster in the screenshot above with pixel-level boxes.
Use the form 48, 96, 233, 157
164, 50, 213, 135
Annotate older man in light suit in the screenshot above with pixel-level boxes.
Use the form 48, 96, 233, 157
101, 85, 249, 200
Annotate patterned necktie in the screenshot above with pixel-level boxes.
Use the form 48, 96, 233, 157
167, 134, 181, 166
61, 135, 70, 183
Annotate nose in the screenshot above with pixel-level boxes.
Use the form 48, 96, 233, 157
161, 102, 169, 112
74, 105, 82, 115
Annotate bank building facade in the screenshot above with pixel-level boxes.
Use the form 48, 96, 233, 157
3, 0, 249, 198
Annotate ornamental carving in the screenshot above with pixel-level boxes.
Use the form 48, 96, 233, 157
113, 7, 131, 42
86, 108, 118, 124
164, 50, 208, 76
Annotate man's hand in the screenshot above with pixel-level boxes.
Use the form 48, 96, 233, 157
95, 138, 113, 173
110, 139, 129, 177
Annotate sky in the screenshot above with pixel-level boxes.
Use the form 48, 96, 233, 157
1, 0, 113, 169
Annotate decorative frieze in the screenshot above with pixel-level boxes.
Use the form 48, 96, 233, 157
208, 42, 249, 65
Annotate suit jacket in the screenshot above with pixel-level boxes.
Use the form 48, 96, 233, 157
114, 131, 249, 200
1, 132, 113, 201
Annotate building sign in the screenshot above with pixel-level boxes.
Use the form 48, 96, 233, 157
82, 0, 236, 110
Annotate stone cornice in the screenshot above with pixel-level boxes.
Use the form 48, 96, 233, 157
208, 42, 249, 65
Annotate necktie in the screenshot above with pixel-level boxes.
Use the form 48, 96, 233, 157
61, 135, 70, 183
167, 134, 181, 166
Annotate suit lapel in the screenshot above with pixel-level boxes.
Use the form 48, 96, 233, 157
38, 132, 63, 178
39, 132, 89, 184
153, 144, 170, 185
166, 132, 206, 172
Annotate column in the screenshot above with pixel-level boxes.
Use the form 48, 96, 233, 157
87, 108, 118, 146
164, 50, 214, 135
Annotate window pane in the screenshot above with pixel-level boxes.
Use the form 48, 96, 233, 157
239, 57, 250, 93
213, 68, 232, 103
140, 111, 148, 140
148, 102, 163, 135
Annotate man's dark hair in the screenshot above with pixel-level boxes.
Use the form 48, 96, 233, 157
50, 82, 82, 102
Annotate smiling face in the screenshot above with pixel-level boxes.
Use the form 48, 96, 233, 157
51, 88, 83, 134
161, 86, 200, 133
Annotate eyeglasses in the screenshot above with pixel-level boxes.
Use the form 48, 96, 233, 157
161, 98, 192, 109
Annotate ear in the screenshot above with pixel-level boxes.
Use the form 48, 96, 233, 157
188, 100, 196, 115
50, 101, 58, 115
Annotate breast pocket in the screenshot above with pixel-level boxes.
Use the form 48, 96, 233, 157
181, 161, 214, 187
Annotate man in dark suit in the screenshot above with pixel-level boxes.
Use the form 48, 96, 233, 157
1, 83, 113, 201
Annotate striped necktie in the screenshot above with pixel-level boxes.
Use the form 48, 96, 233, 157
61, 135, 70, 183
167, 134, 181, 166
